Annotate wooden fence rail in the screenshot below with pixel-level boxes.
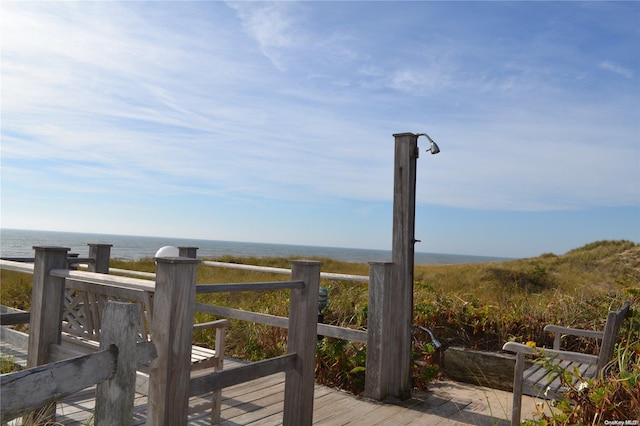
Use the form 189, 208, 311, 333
0, 305, 30, 326
1, 239, 403, 414
107, 260, 370, 282
0, 301, 156, 425
0, 240, 402, 425
195, 302, 368, 343
1, 345, 118, 423
195, 280, 305, 293
202, 260, 370, 282
0, 258, 35, 274
3, 247, 324, 425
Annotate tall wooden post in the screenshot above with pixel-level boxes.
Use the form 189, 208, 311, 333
27, 246, 70, 367
146, 257, 199, 426
389, 132, 419, 400
26, 246, 69, 422
364, 262, 394, 400
95, 301, 140, 425
283, 260, 321, 426
88, 244, 112, 274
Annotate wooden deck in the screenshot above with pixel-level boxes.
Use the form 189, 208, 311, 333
2, 340, 541, 425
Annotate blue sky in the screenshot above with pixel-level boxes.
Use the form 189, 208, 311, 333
1, 1, 638, 259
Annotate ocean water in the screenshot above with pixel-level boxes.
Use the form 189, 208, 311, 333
0, 229, 510, 265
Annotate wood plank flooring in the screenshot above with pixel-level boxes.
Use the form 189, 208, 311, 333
2, 340, 541, 425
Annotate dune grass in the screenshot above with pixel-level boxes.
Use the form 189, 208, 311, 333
2, 240, 638, 397
412, 240, 638, 351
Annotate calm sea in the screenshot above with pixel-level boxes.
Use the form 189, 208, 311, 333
0, 229, 510, 265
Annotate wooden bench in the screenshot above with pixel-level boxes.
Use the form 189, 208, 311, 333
502, 301, 631, 426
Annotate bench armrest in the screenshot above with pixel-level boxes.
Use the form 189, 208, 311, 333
544, 325, 604, 340
502, 341, 537, 355
544, 325, 604, 350
503, 341, 599, 365
193, 319, 230, 332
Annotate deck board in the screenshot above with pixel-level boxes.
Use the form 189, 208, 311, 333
2, 338, 541, 425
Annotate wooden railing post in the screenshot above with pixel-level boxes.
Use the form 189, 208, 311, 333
88, 244, 112, 273
26, 245, 69, 422
146, 256, 199, 426
28, 246, 69, 367
95, 301, 140, 426
178, 246, 198, 258
283, 260, 321, 426
365, 262, 394, 400
389, 132, 419, 399
68, 253, 79, 270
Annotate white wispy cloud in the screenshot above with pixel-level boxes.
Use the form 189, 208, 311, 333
599, 61, 633, 79
2, 1, 638, 220
227, 1, 302, 71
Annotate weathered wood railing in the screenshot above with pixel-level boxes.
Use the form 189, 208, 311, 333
55, 268, 155, 341
1, 301, 156, 425
197, 260, 369, 343
193, 261, 396, 399
107, 258, 370, 342
197, 258, 397, 400
101, 250, 395, 398
2, 242, 406, 404
1, 247, 323, 425
155, 252, 395, 399
189, 260, 321, 425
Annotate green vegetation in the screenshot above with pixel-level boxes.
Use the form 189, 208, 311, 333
413, 239, 638, 353
1, 354, 21, 374
2, 240, 639, 407
524, 322, 640, 424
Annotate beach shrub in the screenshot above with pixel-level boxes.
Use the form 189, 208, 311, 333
1, 354, 21, 374
315, 338, 367, 393
412, 340, 440, 388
